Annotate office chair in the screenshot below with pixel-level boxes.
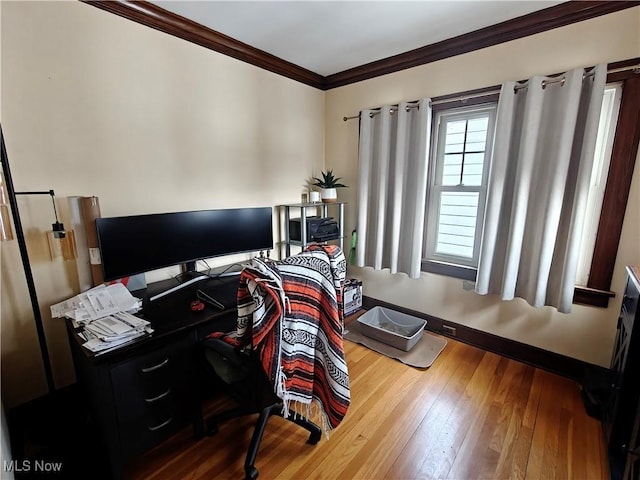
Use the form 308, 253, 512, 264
201, 244, 349, 480
201, 336, 322, 480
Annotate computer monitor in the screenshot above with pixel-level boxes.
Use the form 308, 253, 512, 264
95, 207, 273, 282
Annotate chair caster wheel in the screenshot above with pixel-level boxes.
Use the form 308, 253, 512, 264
308, 430, 321, 445
245, 466, 259, 479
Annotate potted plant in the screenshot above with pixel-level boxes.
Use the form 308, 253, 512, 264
312, 170, 348, 203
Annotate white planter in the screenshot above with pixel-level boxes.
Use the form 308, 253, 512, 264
321, 188, 337, 203
309, 191, 321, 203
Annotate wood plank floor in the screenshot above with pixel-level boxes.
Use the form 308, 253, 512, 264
127, 326, 608, 480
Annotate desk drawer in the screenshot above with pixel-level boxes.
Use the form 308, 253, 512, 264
110, 333, 197, 457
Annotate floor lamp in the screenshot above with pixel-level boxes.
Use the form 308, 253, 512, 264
0, 124, 63, 394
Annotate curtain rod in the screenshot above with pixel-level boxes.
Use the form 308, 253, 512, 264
342, 90, 499, 121
343, 63, 640, 122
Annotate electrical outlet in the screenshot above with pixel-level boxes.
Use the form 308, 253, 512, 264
442, 324, 457, 336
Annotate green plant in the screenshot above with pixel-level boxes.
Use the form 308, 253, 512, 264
312, 170, 348, 188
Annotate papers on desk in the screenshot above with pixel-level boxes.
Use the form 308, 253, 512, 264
51, 283, 150, 354
51, 283, 142, 326
79, 312, 153, 354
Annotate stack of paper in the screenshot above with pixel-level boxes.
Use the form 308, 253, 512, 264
51, 283, 142, 326
80, 311, 153, 353
51, 283, 151, 354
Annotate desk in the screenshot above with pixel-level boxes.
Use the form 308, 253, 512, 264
65, 276, 239, 480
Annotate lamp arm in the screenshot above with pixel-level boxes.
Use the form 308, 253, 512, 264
0, 124, 56, 394
14, 190, 66, 238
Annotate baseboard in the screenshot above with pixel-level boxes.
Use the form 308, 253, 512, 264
362, 296, 608, 383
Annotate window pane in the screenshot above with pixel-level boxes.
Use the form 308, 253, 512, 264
438, 223, 476, 236
467, 117, 488, 132
464, 152, 485, 164
436, 242, 474, 258
444, 139, 464, 154
442, 154, 462, 185
462, 163, 484, 175
438, 233, 475, 248
461, 174, 483, 186
444, 120, 467, 154
435, 192, 479, 259
441, 115, 490, 187
446, 120, 467, 134
443, 153, 463, 165
465, 140, 486, 152
465, 130, 486, 144
461, 161, 483, 185
437, 213, 476, 227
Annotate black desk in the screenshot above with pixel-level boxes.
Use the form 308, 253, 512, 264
65, 276, 239, 480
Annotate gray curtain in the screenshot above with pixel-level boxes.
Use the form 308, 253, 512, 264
356, 99, 431, 278
475, 65, 606, 312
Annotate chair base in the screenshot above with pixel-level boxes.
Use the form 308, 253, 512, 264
207, 402, 322, 480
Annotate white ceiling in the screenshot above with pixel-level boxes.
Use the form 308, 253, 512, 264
152, 0, 563, 76
151, 1, 565, 76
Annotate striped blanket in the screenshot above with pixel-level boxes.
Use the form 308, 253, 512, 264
210, 244, 350, 433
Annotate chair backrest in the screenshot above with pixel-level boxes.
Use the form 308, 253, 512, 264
229, 245, 350, 432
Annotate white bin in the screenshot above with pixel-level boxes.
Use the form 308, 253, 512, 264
357, 306, 427, 351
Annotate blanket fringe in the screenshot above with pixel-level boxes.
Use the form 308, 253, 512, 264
279, 398, 333, 439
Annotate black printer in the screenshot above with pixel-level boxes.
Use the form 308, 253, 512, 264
289, 216, 339, 242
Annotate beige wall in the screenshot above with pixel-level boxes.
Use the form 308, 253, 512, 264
0, 1, 324, 407
326, 7, 640, 368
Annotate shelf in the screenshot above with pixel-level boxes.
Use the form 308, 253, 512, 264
279, 203, 345, 257
278, 202, 335, 208
287, 236, 345, 247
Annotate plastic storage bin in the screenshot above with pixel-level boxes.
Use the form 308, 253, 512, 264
357, 306, 427, 351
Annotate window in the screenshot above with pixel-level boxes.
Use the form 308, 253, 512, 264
575, 83, 622, 286
423, 104, 497, 270
420, 65, 638, 306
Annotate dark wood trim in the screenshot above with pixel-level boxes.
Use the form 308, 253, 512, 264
574, 286, 616, 308
81, 0, 325, 90
589, 75, 640, 292
607, 58, 640, 83
82, 1, 639, 91
324, 1, 640, 89
421, 260, 477, 281
362, 296, 606, 382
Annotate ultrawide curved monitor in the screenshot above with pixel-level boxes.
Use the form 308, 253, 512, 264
96, 207, 273, 281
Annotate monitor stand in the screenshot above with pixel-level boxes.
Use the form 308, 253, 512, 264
148, 262, 208, 302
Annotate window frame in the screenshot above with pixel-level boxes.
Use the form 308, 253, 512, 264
424, 104, 497, 268
421, 62, 640, 308
575, 83, 623, 286
578, 68, 640, 307
422, 93, 499, 281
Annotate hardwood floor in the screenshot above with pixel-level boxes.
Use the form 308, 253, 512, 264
127, 327, 608, 480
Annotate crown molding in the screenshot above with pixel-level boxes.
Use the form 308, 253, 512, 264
83, 1, 639, 91
324, 1, 640, 89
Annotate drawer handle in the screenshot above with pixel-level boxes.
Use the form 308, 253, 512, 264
141, 358, 169, 373
148, 416, 173, 432
145, 388, 171, 403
